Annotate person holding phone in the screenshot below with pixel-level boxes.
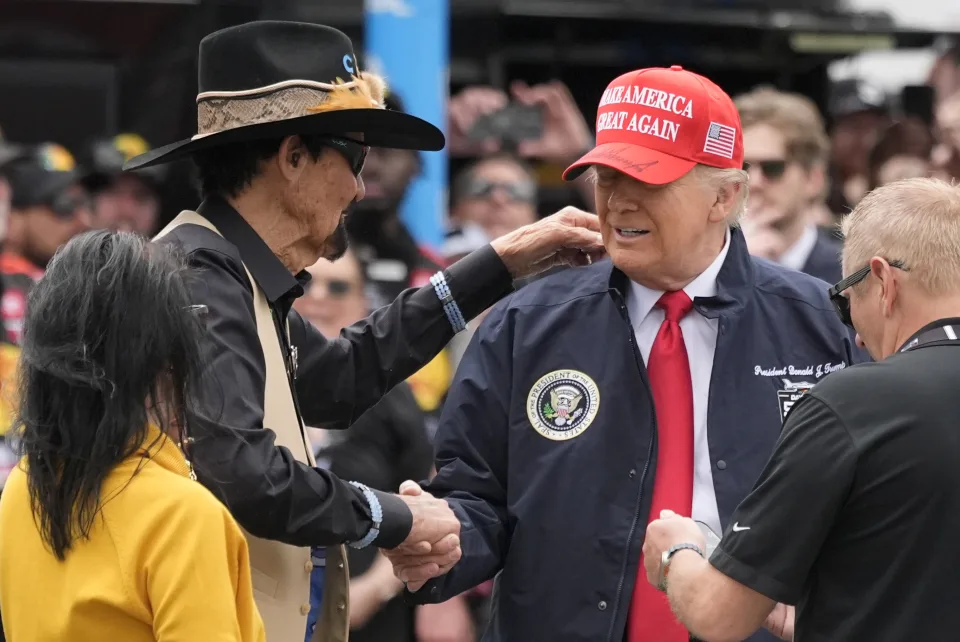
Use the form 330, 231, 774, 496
447, 80, 597, 208
388, 65, 866, 642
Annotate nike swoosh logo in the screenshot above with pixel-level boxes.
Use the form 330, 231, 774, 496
732, 523, 751, 532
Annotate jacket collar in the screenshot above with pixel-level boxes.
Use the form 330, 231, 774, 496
607, 226, 755, 319
196, 196, 306, 304
897, 316, 960, 353
627, 227, 730, 325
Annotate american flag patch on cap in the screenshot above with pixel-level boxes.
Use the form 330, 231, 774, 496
703, 122, 736, 159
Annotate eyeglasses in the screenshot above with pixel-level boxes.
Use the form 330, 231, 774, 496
304, 278, 356, 298
828, 259, 908, 328
463, 178, 536, 204
319, 136, 368, 176
743, 159, 788, 181
48, 190, 92, 219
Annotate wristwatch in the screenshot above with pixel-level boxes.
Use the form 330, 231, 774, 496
657, 543, 705, 592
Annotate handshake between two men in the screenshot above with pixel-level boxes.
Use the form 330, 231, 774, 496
382, 481, 462, 592
374, 207, 609, 593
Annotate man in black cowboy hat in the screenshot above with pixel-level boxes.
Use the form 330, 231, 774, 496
125, 20, 604, 642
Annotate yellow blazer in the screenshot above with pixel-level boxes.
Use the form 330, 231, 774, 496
0, 425, 266, 641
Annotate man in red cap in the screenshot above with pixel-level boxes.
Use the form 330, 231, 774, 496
390, 66, 865, 642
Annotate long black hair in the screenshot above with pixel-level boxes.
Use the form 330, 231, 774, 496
15, 230, 206, 560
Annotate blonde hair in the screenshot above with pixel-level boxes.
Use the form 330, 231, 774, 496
841, 178, 960, 295
734, 87, 829, 167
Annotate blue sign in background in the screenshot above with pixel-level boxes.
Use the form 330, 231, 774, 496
364, 0, 449, 249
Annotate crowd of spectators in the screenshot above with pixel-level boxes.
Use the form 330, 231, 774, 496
0, 42, 958, 641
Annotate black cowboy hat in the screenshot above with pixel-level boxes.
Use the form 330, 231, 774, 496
124, 21, 445, 171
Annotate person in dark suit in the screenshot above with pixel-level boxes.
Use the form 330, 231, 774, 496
735, 87, 843, 285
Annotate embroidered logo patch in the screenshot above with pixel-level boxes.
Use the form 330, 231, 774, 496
777, 378, 814, 422
526, 370, 600, 441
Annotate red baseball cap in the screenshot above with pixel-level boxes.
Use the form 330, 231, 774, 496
564, 65, 744, 185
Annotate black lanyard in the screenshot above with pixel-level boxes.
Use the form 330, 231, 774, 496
899, 322, 960, 353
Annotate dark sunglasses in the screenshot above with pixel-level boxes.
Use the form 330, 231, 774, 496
828, 259, 908, 328
743, 159, 788, 181
319, 136, 368, 176
48, 190, 92, 219
464, 178, 536, 204
305, 278, 355, 298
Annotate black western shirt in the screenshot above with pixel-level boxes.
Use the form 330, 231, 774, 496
711, 317, 960, 641
157, 197, 513, 548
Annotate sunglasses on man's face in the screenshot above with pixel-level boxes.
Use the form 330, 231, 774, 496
319, 136, 368, 176
464, 178, 536, 204
828, 259, 908, 328
743, 159, 788, 182
49, 190, 92, 220
305, 278, 356, 298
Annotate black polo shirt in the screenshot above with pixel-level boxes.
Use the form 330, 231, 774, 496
711, 317, 960, 642
157, 196, 513, 548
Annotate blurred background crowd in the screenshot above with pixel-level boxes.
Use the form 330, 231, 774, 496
0, 0, 959, 640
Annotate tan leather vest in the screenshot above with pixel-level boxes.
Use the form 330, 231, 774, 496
156, 210, 350, 642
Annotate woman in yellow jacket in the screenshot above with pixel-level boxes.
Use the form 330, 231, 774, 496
0, 230, 265, 642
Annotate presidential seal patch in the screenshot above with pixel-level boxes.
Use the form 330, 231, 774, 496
526, 369, 600, 441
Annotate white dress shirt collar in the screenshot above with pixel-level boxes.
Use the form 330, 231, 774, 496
627, 227, 731, 324
778, 224, 818, 272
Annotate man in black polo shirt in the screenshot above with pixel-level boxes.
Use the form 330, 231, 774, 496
640, 177, 960, 642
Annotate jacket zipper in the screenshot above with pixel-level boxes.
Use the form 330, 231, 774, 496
605, 291, 658, 642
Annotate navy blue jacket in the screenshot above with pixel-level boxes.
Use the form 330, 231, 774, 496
408, 229, 866, 642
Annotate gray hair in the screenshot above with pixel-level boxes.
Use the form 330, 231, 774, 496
582, 164, 749, 225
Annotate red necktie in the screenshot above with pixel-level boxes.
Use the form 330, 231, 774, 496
627, 290, 695, 642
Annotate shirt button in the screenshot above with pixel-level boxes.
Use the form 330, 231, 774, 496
717, 460, 727, 470
305, 560, 314, 573
629, 468, 637, 478
337, 601, 346, 612
670, 65, 683, 71
598, 600, 608, 611
300, 603, 311, 616
338, 561, 345, 569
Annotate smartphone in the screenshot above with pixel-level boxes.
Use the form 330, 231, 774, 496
900, 85, 935, 126
468, 103, 544, 146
